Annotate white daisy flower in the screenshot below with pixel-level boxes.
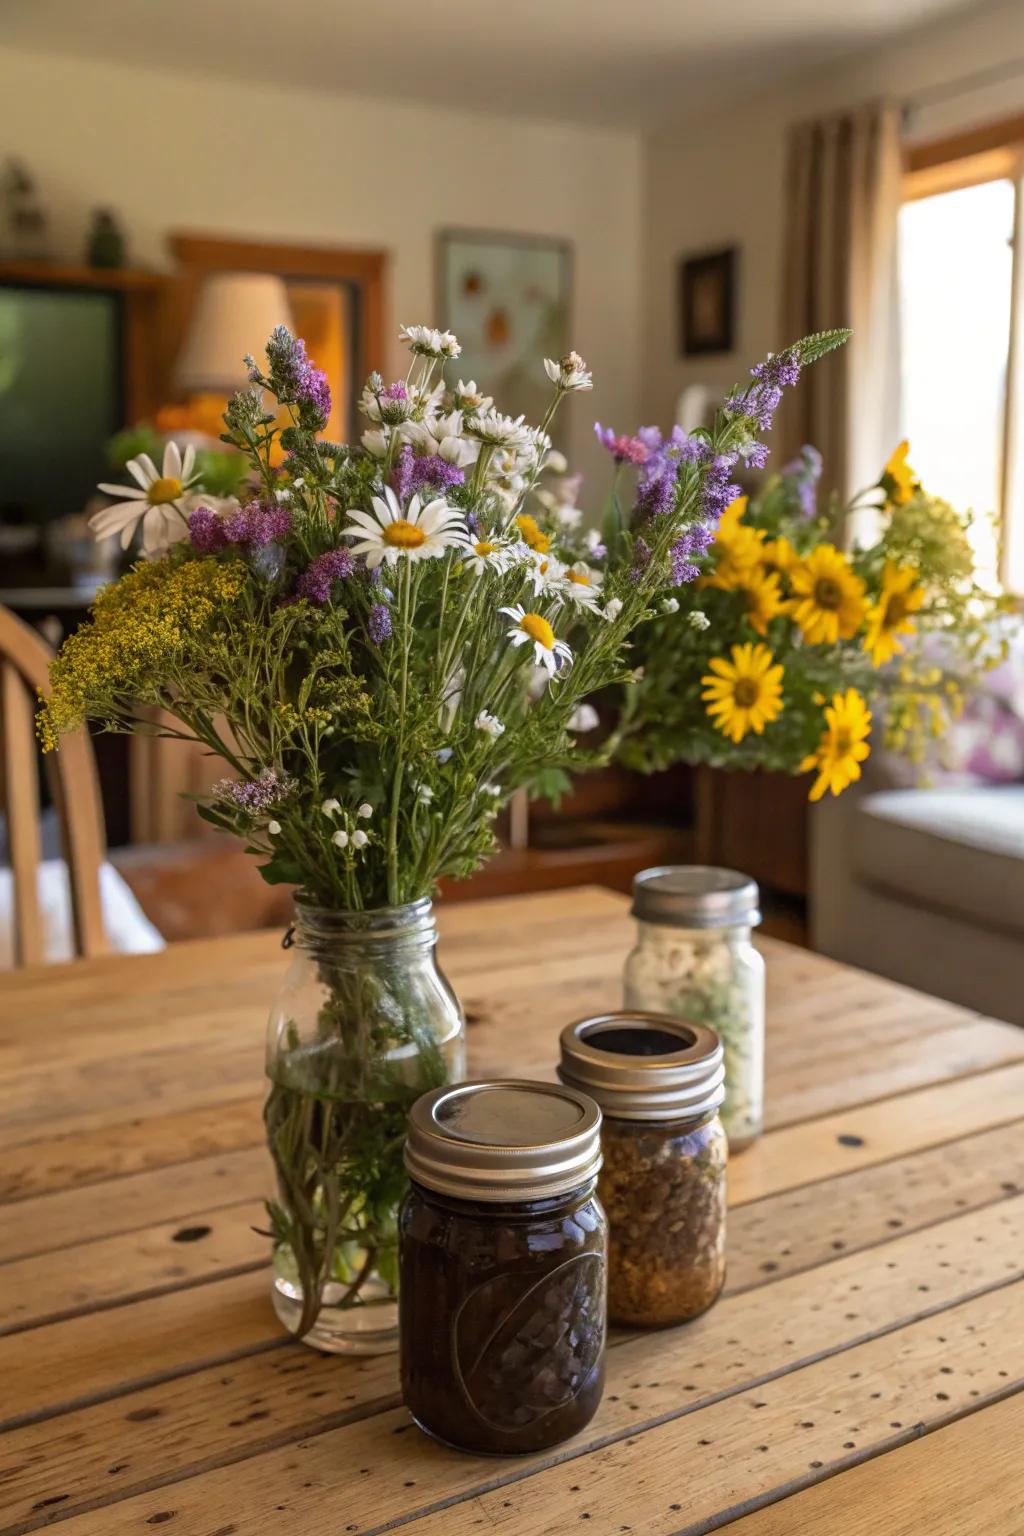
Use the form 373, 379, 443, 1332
91, 441, 199, 554
464, 537, 512, 576
452, 380, 493, 414
404, 413, 479, 468
341, 486, 469, 569
562, 561, 604, 610
475, 710, 506, 738
568, 703, 600, 733
500, 604, 573, 678
603, 597, 624, 622
361, 427, 391, 460
543, 351, 593, 392
398, 324, 461, 359
465, 409, 532, 450
527, 551, 567, 597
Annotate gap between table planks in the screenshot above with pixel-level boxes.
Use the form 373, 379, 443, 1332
16, 1197, 1024, 1536
3, 1126, 1022, 1533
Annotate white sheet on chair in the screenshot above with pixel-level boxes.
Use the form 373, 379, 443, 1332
0, 860, 164, 967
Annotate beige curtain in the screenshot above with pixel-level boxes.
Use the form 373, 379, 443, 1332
780, 102, 903, 507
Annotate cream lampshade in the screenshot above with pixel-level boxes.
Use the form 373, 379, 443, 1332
174, 272, 294, 393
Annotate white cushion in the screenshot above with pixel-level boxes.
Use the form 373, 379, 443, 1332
0, 860, 164, 967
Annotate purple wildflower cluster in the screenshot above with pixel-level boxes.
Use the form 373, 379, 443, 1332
668, 524, 716, 587
264, 325, 331, 429
392, 445, 466, 501
188, 500, 292, 554
781, 444, 823, 519
214, 767, 291, 813
594, 423, 650, 466
726, 349, 802, 433
296, 548, 354, 604
368, 602, 392, 645
628, 536, 652, 584
629, 426, 738, 581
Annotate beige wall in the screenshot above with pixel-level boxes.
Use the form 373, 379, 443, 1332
642, 0, 1024, 428
0, 44, 642, 484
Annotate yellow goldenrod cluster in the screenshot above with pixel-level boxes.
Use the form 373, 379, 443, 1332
39, 557, 247, 749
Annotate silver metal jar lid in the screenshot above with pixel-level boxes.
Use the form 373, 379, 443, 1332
404, 1079, 603, 1202
631, 865, 761, 930
558, 1012, 726, 1123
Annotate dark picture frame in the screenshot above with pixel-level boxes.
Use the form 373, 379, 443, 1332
679, 247, 736, 357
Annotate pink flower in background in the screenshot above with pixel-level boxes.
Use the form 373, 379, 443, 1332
594, 424, 650, 466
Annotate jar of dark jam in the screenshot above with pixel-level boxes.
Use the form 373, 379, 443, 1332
558, 1013, 727, 1329
399, 1079, 607, 1455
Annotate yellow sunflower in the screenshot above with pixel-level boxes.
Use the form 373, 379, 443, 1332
800, 688, 872, 800
736, 567, 786, 637
704, 495, 766, 590
760, 535, 798, 581
702, 642, 785, 744
788, 545, 868, 645
882, 441, 919, 506
864, 561, 926, 666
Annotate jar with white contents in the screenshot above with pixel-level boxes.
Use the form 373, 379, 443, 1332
623, 867, 765, 1149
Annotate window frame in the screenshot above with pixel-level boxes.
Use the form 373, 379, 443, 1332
902, 118, 1024, 591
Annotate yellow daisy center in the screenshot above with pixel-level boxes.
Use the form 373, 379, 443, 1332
733, 678, 760, 707
813, 577, 843, 611
567, 569, 591, 586
883, 592, 909, 627
473, 540, 497, 557
521, 613, 555, 650
147, 476, 183, 506
383, 519, 427, 549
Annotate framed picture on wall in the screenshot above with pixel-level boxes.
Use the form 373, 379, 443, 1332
437, 229, 572, 441
679, 247, 736, 356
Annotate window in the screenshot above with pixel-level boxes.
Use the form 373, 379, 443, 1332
900, 132, 1024, 590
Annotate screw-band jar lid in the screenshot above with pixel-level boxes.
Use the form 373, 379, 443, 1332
405, 1079, 603, 1202
631, 865, 761, 930
557, 1012, 726, 1123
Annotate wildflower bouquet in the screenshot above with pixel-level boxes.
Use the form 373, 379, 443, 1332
40, 321, 846, 1342
615, 441, 1007, 797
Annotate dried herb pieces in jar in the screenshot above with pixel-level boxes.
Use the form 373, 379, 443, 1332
558, 1012, 728, 1330
600, 1114, 726, 1326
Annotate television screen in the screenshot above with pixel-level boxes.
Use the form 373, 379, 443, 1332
0, 285, 123, 527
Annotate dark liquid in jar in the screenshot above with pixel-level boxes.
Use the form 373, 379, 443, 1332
399, 1180, 606, 1454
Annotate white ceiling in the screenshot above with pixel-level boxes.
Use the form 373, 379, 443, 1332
2, 0, 980, 128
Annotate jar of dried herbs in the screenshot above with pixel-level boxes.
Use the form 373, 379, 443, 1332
399, 1079, 607, 1454
623, 866, 765, 1148
558, 1012, 727, 1329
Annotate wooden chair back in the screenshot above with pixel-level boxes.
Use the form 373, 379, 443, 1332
0, 606, 108, 965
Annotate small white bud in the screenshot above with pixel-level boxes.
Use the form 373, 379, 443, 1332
267, 820, 282, 836
351, 829, 369, 848
332, 829, 349, 849
321, 798, 341, 817
357, 802, 374, 819
662, 597, 680, 615
689, 610, 711, 631
604, 597, 624, 622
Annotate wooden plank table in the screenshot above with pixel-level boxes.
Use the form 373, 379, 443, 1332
0, 885, 1022, 1535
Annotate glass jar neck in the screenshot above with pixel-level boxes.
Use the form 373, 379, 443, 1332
292, 897, 438, 963
410, 1177, 598, 1220
637, 919, 751, 944
604, 1107, 721, 1134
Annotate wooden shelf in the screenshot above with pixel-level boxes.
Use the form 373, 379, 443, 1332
0, 260, 167, 291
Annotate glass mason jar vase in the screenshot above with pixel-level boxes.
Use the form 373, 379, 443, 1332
399, 1080, 607, 1454
558, 1012, 727, 1328
623, 867, 765, 1149
265, 897, 465, 1355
